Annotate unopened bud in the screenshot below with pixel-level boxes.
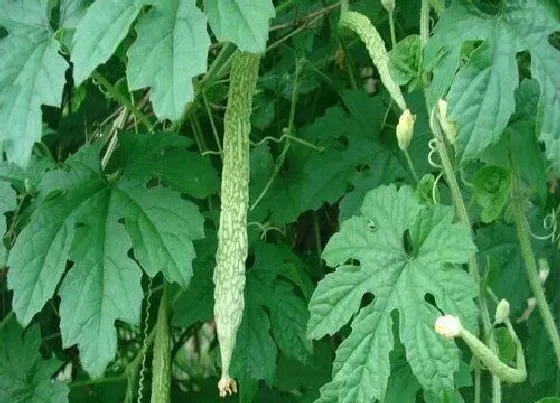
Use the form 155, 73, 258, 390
381, 0, 395, 13
494, 299, 510, 325
434, 315, 462, 338
437, 99, 457, 146
396, 109, 415, 150
24, 178, 36, 194
538, 258, 549, 284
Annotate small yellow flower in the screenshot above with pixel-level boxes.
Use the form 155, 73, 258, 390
396, 109, 415, 151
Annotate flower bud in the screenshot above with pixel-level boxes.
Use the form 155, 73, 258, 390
437, 99, 457, 146
538, 258, 549, 284
494, 299, 510, 325
381, 0, 395, 13
396, 109, 415, 151
434, 314, 462, 338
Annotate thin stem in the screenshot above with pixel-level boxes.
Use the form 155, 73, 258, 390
420, 0, 500, 397
70, 375, 125, 389
313, 211, 322, 262
420, 0, 430, 47
403, 150, 419, 183
510, 164, 560, 365
202, 91, 222, 160
388, 11, 397, 49
250, 61, 301, 211
431, 111, 502, 401
91, 71, 153, 132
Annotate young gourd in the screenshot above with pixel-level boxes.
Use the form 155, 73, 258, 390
213, 51, 261, 397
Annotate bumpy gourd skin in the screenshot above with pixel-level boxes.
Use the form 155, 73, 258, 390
150, 291, 171, 403
213, 51, 260, 397
339, 11, 407, 111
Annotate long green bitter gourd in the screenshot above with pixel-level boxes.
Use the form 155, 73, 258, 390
150, 289, 171, 403
213, 51, 261, 397
339, 11, 407, 111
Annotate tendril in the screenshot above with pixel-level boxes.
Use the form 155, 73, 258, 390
137, 276, 153, 403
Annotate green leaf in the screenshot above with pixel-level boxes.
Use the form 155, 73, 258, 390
0, 319, 69, 403
126, 0, 210, 120
0, 0, 67, 166
114, 133, 219, 199
204, 0, 275, 53
71, 0, 149, 84
231, 301, 277, 387
389, 34, 423, 90
229, 242, 311, 391
535, 398, 560, 403
0, 181, 16, 264
7, 145, 204, 376
447, 44, 517, 159
308, 184, 478, 401
475, 223, 531, 314
424, 0, 560, 164
472, 165, 511, 223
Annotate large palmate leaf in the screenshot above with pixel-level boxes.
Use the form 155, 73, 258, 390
127, 0, 210, 120
204, 0, 275, 53
0, 318, 69, 403
7, 145, 204, 376
308, 184, 478, 401
424, 0, 560, 165
71, 0, 149, 84
0, 0, 68, 166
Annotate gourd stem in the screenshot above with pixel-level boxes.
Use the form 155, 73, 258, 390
91, 71, 154, 132
430, 109, 501, 403
388, 11, 397, 49
510, 163, 560, 366
420, 0, 500, 399
403, 149, 418, 183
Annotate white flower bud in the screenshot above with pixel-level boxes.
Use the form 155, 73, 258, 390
538, 258, 549, 284
494, 299, 510, 325
434, 315, 462, 338
437, 99, 457, 146
381, 0, 395, 13
396, 109, 415, 151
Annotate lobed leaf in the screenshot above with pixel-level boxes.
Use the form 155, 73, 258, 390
308, 184, 478, 401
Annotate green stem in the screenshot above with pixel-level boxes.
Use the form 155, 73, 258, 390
169, 42, 236, 133
250, 61, 300, 211
69, 375, 126, 389
510, 164, 560, 366
91, 71, 154, 132
403, 150, 418, 183
388, 11, 397, 49
420, 0, 500, 398
420, 0, 429, 47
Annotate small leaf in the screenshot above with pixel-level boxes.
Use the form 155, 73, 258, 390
389, 34, 423, 90
0, 319, 69, 403
127, 0, 210, 120
472, 165, 511, 223
204, 0, 275, 53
